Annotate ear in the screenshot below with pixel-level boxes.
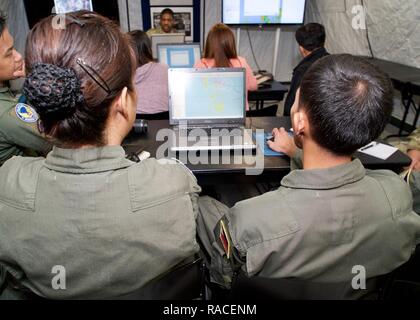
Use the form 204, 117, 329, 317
298, 46, 305, 57
293, 110, 307, 136
114, 87, 130, 120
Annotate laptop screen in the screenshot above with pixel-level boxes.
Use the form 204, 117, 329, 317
168, 68, 246, 125
150, 33, 185, 59
158, 43, 201, 68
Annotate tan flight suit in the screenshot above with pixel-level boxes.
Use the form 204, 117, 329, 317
197, 150, 420, 298
0, 146, 201, 299
390, 128, 420, 213
146, 27, 176, 37
0, 87, 51, 165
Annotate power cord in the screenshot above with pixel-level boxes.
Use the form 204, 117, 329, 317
361, 0, 374, 58
125, 0, 131, 31
246, 28, 262, 72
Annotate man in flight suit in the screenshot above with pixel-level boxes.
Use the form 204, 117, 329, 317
197, 55, 420, 299
0, 11, 51, 165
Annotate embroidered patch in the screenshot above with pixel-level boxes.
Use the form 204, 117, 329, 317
15, 103, 39, 123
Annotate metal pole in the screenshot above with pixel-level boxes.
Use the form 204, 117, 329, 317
272, 27, 281, 78
236, 27, 241, 55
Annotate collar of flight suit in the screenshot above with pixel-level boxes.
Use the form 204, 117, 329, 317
0, 86, 14, 100
44, 146, 133, 174
281, 158, 366, 190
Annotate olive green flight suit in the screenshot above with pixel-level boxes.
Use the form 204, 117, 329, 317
0, 146, 201, 299
0, 87, 51, 165
198, 151, 420, 298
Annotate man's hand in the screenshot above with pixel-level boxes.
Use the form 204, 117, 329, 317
407, 149, 420, 171
267, 127, 298, 157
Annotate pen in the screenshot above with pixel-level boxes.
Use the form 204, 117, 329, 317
360, 142, 377, 151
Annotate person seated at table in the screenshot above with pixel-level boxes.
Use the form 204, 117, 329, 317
283, 23, 330, 116
128, 30, 169, 115
0, 10, 51, 166
0, 11, 201, 299
390, 128, 420, 214
197, 54, 420, 298
146, 8, 176, 36
194, 23, 257, 111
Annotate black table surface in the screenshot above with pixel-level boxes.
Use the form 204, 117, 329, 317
124, 117, 412, 185
364, 57, 420, 91
248, 81, 288, 101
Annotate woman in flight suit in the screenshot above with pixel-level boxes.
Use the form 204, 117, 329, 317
0, 11, 201, 299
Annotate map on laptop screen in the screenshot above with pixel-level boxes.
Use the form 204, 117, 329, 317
169, 70, 245, 120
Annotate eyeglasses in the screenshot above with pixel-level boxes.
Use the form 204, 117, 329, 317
76, 58, 113, 95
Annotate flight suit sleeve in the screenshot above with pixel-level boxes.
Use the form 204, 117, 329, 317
390, 128, 420, 154
1, 110, 51, 156
197, 197, 245, 289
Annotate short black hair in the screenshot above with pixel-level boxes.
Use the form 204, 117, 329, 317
161, 8, 174, 18
0, 10, 7, 36
295, 23, 326, 52
299, 54, 394, 156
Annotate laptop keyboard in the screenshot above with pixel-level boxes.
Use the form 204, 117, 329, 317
185, 127, 243, 136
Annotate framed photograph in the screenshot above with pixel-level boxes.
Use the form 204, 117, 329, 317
150, 7, 194, 42
54, 0, 93, 14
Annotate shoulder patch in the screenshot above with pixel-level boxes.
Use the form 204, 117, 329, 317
14, 103, 39, 123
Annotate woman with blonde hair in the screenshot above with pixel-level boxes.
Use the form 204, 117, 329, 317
194, 23, 257, 110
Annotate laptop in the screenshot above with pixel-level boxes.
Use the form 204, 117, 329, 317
158, 43, 201, 68
168, 68, 256, 152
150, 33, 186, 59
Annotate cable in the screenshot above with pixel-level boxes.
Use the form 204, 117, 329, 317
246, 28, 262, 72
126, 0, 131, 31
361, 0, 374, 58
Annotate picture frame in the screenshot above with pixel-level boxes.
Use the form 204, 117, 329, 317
54, 0, 93, 14
150, 6, 194, 42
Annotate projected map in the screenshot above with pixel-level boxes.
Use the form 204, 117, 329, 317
223, 0, 306, 25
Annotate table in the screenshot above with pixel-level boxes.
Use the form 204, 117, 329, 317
124, 117, 412, 186
364, 58, 420, 135
248, 81, 288, 110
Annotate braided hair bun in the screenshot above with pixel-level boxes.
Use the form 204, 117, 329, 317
23, 63, 85, 118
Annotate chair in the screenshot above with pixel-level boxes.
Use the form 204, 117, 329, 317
113, 255, 206, 300
380, 244, 420, 300
228, 270, 387, 300
1, 255, 206, 300
246, 104, 278, 117
136, 111, 169, 120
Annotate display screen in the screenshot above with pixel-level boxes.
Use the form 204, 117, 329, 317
222, 0, 306, 25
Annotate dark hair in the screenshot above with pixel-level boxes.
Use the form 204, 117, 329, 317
161, 8, 174, 18
204, 23, 237, 68
128, 30, 153, 67
24, 11, 136, 146
295, 23, 326, 52
0, 10, 6, 36
299, 54, 394, 156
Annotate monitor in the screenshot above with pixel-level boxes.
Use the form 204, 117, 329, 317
168, 68, 246, 125
150, 33, 186, 59
54, 0, 93, 14
222, 0, 306, 25
158, 43, 202, 68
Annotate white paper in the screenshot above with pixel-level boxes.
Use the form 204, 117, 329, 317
358, 142, 398, 160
